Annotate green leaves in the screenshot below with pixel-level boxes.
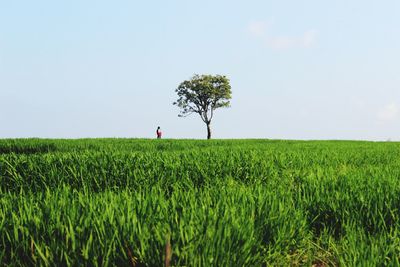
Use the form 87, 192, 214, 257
174, 74, 232, 138
1, 139, 400, 265
174, 74, 231, 117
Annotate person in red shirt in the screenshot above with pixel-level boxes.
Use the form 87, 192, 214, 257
156, 126, 162, 139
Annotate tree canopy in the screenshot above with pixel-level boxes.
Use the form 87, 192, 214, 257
173, 74, 232, 139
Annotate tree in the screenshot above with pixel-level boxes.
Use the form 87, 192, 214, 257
173, 74, 232, 139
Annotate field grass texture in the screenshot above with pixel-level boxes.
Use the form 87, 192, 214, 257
1, 139, 400, 266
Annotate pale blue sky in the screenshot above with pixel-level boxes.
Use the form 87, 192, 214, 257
1, 0, 400, 140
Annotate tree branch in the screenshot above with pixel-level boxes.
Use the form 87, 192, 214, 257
210, 107, 214, 121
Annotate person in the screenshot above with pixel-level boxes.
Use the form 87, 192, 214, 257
156, 126, 162, 139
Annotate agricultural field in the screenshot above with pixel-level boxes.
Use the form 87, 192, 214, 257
1, 139, 400, 266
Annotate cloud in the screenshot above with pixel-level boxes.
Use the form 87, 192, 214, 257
247, 20, 317, 50
266, 36, 295, 50
265, 30, 317, 49
377, 103, 399, 122
302, 30, 318, 48
354, 99, 367, 110
247, 20, 270, 38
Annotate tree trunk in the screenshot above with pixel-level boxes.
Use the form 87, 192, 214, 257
207, 122, 211, 139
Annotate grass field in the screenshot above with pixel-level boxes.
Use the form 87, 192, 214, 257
1, 138, 400, 266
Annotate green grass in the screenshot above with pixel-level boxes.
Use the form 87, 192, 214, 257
1, 139, 400, 266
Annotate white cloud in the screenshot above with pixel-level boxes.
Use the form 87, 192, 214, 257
265, 29, 318, 50
247, 20, 268, 38
377, 103, 399, 122
266, 36, 295, 50
247, 20, 317, 50
302, 29, 318, 48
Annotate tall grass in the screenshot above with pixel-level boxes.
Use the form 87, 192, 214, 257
1, 139, 400, 265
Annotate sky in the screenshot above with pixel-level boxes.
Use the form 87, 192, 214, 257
1, 0, 400, 140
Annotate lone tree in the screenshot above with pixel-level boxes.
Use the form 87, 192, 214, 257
173, 74, 232, 139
